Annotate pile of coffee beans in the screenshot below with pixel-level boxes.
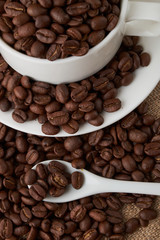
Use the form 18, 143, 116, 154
0, 100, 159, 239
0, 36, 151, 135
0, 0, 120, 60
25, 160, 84, 199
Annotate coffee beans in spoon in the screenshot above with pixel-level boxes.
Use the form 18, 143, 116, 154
27, 160, 84, 199
0, 36, 151, 135
0, 0, 120, 60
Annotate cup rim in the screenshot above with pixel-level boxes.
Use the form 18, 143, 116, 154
0, 0, 127, 65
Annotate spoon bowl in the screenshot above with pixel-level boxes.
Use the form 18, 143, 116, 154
30, 160, 160, 203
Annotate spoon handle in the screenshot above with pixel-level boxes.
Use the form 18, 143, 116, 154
92, 175, 160, 196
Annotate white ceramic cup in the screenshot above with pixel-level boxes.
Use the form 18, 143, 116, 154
0, 0, 160, 84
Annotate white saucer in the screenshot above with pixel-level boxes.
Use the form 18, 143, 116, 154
0, 36, 160, 137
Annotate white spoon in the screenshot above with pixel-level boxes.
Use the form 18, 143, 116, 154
31, 160, 160, 203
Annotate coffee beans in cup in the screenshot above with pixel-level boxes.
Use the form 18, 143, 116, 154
0, 36, 151, 135
0, 0, 120, 60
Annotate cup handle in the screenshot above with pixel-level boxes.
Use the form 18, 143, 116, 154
124, 0, 160, 36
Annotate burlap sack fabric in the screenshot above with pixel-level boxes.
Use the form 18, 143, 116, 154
123, 81, 160, 240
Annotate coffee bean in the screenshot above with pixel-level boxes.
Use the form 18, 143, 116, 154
32, 204, 47, 218
103, 98, 121, 112
0, 218, 13, 238
140, 52, 151, 66
3, 176, 16, 190
14, 225, 30, 236
0, 159, 8, 175
18, 22, 36, 38
4, 2, 25, 17
66, 3, 90, 16
50, 171, 68, 188
99, 221, 112, 236
62, 119, 79, 134
20, 206, 32, 222
50, 7, 70, 24
50, 219, 65, 237
56, 84, 69, 104
129, 129, 148, 143
106, 13, 119, 31
136, 197, 153, 209
42, 121, 60, 135
24, 170, 37, 186
144, 142, 160, 156
64, 136, 82, 152
36, 164, 48, 179
88, 30, 105, 46
122, 155, 136, 172
47, 111, 69, 126
29, 182, 47, 201
26, 149, 39, 165
27, 4, 47, 17
36, 29, 56, 44
71, 171, 83, 189
27, 227, 38, 240
70, 204, 86, 222
82, 229, 98, 240
89, 209, 106, 222
12, 109, 27, 123
139, 209, 157, 221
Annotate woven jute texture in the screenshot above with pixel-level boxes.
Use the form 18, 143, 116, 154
123, 81, 160, 240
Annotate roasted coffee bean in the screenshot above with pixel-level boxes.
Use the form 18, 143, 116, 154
29, 183, 47, 201
0, 218, 13, 238
48, 160, 65, 174
89, 209, 106, 222
70, 204, 86, 222
136, 197, 153, 209
125, 218, 140, 233
36, 164, 48, 179
14, 225, 30, 236
50, 7, 70, 24
0, 159, 8, 174
3, 176, 16, 190
27, 4, 47, 17
56, 84, 69, 104
50, 219, 65, 237
4, 2, 25, 17
12, 109, 27, 123
139, 209, 157, 221
36, 29, 56, 44
46, 43, 61, 61
42, 121, 60, 135
47, 111, 70, 126
88, 30, 105, 46
26, 149, 39, 165
122, 155, 136, 172
140, 52, 151, 66
144, 142, 160, 156
103, 98, 121, 112
62, 119, 79, 134
32, 204, 47, 218
99, 221, 112, 236
20, 206, 32, 222
50, 171, 68, 188
24, 169, 37, 185
82, 228, 98, 240
129, 129, 148, 143
71, 171, 83, 189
